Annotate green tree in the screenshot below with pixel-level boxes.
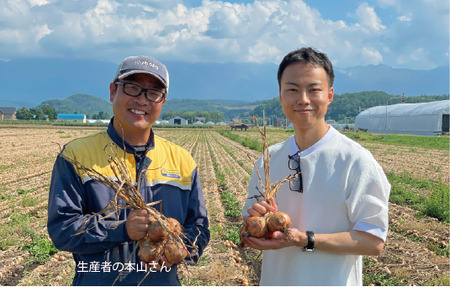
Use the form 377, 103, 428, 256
16, 107, 33, 120
40, 104, 57, 120
92, 111, 111, 119
252, 97, 284, 119
29, 107, 46, 120
161, 111, 175, 120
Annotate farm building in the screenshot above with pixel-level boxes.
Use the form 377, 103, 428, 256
354, 100, 449, 136
86, 119, 109, 124
57, 114, 86, 123
0, 107, 16, 120
169, 116, 188, 125
195, 117, 206, 123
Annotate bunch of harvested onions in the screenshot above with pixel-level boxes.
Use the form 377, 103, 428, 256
138, 217, 188, 265
240, 116, 297, 243
241, 211, 291, 239
63, 143, 192, 266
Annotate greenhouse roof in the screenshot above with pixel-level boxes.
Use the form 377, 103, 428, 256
358, 100, 449, 118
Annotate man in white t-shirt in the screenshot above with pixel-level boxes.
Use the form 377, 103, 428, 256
242, 47, 391, 286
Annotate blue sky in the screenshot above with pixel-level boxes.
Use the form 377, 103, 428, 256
0, 0, 448, 69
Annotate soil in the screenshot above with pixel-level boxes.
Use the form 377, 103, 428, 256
0, 126, 448, 285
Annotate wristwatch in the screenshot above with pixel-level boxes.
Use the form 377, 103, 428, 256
303, 231, 315, 252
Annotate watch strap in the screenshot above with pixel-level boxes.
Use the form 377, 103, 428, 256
303, 231, 315, 252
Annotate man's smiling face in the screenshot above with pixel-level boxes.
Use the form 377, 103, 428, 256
110, 73, 166, 144
279, 62, 333, 132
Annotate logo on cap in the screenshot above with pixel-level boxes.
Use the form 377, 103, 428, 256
135, 60, 159, 70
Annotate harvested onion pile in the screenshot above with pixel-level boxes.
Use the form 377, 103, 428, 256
138, 217, 189, 265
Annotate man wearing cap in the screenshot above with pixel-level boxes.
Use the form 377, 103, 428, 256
47, 56, 210, 285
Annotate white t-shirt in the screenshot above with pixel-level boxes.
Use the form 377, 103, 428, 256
243, 126, 391, 286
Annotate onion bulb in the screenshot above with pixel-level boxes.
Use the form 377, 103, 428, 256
147, 221, 168, 242
246, 216, 268, 238
138, 238, 163, 263
164, 238, 189, 264
166, 217, 183, 235
267, 211, 291, 233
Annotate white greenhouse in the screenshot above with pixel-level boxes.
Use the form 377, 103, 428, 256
354, 100, 449, 136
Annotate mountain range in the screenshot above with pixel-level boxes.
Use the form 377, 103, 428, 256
0, 58, 448, 108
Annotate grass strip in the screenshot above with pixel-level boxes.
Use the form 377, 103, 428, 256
346, 132, 449, 151
388, 172, 449, 222
216, 130, 262, 152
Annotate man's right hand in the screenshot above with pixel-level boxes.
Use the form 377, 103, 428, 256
126, 209, 152, 241
243, 197, 278, 222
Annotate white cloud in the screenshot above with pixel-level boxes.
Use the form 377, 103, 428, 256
32, 24, 53, 42
354, 2, 385, 32
28, 0, 49, 7
397, 15, 411, 22
247, 41, 280, 62
361, 47, 383, 64
1, 0, 31, 25
0, 0, 447, 69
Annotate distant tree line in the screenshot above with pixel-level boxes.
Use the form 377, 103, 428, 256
16, 105, 111, 120
16, 105, 57, 120
161, 111, 226, 123
38, 94, 112, 119
19, 91, 448, 124
247, 91, 449, 124
91, 111, 111, 119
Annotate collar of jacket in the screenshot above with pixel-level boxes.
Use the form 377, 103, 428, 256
107, 118, 155, 154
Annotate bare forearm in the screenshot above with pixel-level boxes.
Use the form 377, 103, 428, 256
295, 230, 384, 256
246, 228, 384, 256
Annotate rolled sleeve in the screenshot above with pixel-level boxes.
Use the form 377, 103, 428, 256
346, 163, 391, 242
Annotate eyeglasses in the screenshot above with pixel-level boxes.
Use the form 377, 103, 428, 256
288, 152, 303, 193
117, 81, 166, 103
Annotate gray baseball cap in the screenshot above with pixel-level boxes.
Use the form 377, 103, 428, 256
113, 56, 169, 91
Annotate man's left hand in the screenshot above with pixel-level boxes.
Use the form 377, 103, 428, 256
243, 228, 307, 250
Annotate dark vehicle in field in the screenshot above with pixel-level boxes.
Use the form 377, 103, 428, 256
230, 123, 248, 131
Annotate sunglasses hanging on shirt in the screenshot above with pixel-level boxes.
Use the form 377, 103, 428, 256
288, 152, 303, 193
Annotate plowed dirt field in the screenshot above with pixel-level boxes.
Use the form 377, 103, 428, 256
0, 125, 448, 286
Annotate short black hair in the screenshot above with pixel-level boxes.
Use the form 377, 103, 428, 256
277, 47, 334, 88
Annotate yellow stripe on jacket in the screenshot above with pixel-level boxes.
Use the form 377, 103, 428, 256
61, 132, 196, 190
